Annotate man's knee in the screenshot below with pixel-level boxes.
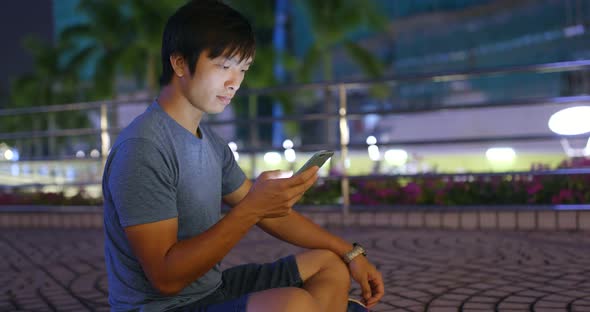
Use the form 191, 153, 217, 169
298, 249, 351, 287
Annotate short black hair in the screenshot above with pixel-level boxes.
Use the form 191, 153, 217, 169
159, 0, 256, 87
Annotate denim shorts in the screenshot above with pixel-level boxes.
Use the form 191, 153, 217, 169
176, 255, 303, 312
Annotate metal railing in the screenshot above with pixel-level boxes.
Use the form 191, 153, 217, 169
1, 60, 590, 210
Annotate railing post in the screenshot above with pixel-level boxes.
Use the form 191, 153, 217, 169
48, 112, 56, 157
32, 115, 41, 158
248, 94, 258, 178
100, 103, 110, 170
338, 85, 350, 215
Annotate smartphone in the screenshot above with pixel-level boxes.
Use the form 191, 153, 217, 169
294, 150, 334, 175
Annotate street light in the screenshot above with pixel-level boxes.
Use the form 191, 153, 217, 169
548, 106, 590, 157
366, 135, 381, 173
3, 149, 14, 161
282, 139, 296, 169
366, 136, 377, 145
368, 145, 380, 161
548, 106, 590, 135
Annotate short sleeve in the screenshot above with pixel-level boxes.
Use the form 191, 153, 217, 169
204, 129, 246, 196
220, 142, 247, 195
105, 139, 178, 227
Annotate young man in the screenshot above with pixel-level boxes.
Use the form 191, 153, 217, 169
102, 1, 384, 311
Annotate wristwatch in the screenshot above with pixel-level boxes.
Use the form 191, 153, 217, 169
343, 242, 367, 264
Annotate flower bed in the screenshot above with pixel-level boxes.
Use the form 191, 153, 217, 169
300, 157, 590, 205
0, 189, 102, 206
2, 158, 590, 207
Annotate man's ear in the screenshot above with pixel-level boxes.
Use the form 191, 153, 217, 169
169, 54, 186, 78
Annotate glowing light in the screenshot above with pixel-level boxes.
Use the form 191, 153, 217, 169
284, 149, 296, 162
366, 136, 377, 145
384, 149, 408, 166
486, 147, 516, 162
282, 139, 293, 149
368, 145, 380, 161
76, 150, 86, 158
263, 152, 281, 165
3, 149, 14, 160
548, 106, 590, 135
10, 164, 19, 176
90, 149, 100, 158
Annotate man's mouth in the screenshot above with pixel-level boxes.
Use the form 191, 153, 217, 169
217, 96, 232, 105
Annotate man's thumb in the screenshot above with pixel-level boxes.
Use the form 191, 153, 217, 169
260, 170, 282, 180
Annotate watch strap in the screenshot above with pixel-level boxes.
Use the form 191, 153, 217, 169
343, 242, 366, 264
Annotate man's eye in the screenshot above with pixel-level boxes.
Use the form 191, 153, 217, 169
223, 65, 230, 69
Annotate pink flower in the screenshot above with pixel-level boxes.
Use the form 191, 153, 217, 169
376, 188, 395, 198
552, 189, 574, 204
527, 182, 543, 195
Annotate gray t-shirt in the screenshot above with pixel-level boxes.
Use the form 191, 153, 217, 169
102, 102, 246, 312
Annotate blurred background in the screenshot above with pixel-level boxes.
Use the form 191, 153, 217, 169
1, 0, 590, 208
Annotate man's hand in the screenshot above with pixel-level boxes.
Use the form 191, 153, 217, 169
236, 166, 319, 220
348, 256, 385, 308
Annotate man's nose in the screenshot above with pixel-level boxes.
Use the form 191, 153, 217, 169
226, 74, 242, 91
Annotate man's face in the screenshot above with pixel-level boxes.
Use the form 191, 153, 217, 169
180, 51, 252, 114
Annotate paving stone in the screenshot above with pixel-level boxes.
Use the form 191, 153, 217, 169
503, 295, 536, 303
2, 227, 590, 311
535, 309, 563, 312
497, 302, 530, 309
468, 296, 501, 303
534, 301, 568, 309
463, 302, 495, 309
428, 307, 457, 312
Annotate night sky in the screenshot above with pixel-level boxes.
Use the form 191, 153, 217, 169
0, 0, 53, 107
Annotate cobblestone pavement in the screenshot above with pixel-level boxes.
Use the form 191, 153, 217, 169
2, 227, 590, 311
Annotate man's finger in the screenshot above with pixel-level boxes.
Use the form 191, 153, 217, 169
286, 173, 319, 200
286, 178, 316, 204
360, 277, 372, 303
259, 170, 282, 180
286, 166, 318, 186
366, 274, 385, 306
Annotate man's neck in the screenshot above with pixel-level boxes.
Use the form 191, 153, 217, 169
157, 84, 204, 137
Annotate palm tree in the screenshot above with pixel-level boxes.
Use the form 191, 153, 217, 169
226, 0, 299, 146
294, 0, 389, 148
60, 0, 185, 98
59, 0, 133, 99
118, 0, 186, 92
4, 36, 89, 158
296, 0, 388, 82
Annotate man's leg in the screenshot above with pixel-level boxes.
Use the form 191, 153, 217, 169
245, 249, 349, 312
246, 287, 321, 312
218, 251, 349, 312
295, 249, 351, 312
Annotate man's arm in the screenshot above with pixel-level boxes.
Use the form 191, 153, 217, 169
223, 178, 353, 256
125, 168, 318, 296
124, 208, 257, 296
225, 172, 385, 308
